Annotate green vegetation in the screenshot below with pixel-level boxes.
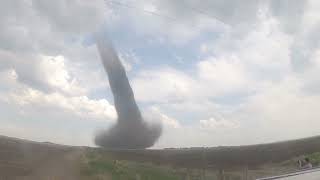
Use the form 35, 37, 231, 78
81, 150, 180, 180
80, 149, 320, 180
307, 152, 320, 166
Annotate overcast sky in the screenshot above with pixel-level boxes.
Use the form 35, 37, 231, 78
1, 0, 320, 148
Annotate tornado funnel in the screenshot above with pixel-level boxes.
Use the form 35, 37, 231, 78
94, 34, 162, 149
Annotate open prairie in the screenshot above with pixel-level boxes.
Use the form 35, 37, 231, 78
1, 135, 320, 180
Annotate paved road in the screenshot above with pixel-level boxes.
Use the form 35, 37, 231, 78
281, 170, 320, 180
258, 168, 320, 180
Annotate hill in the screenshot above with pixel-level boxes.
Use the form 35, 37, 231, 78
1, 135, 320, 179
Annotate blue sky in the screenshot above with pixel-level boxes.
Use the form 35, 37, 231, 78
1, 0, 320, 148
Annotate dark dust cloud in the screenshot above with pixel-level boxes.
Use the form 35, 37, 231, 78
94, 34, 162, 149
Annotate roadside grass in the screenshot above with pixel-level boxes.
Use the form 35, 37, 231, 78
307, 152, 320, 166
80, 150, 180, 180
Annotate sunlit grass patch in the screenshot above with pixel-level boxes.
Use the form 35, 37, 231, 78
307, 152, 320, 166
80, 150, 180, 180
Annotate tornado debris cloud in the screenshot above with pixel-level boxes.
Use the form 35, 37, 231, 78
94, 35, 162, 149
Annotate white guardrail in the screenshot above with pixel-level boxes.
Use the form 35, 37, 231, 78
257, 167, 320, 180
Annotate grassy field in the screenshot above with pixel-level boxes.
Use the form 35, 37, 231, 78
79, 148, 320, 180
1, 135, 320, 179
80, 149, 181, 180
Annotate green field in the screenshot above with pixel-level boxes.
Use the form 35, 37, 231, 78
1, 135, 320, 180
81, 149, 181, 180
80, 149, 320, 180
